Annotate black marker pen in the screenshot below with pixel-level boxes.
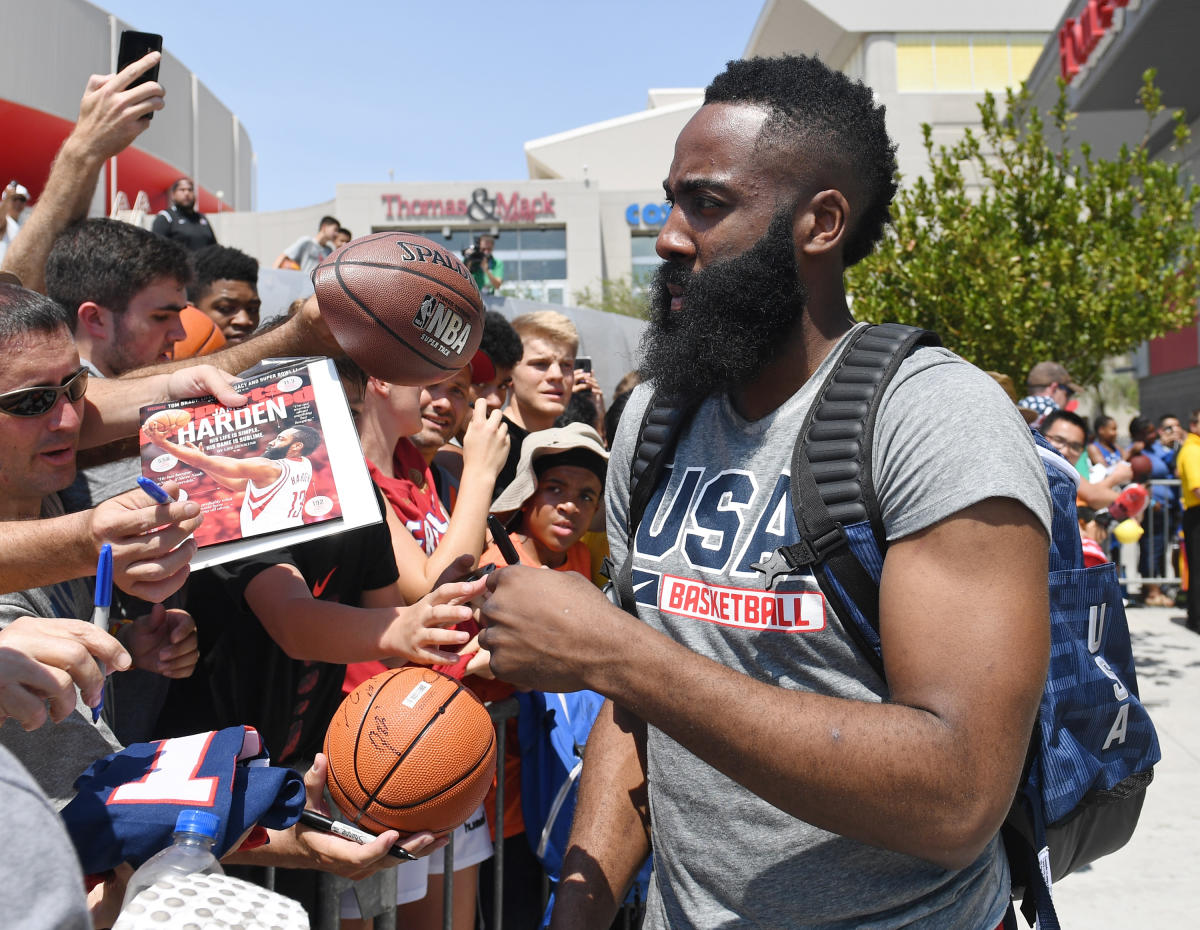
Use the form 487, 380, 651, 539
487, 515, 521, 566
298, 809, 417, 861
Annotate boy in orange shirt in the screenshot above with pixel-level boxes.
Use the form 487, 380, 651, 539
466, 423, 608, 930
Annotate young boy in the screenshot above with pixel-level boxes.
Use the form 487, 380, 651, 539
466, 423, 608, 930
485, 422, 608, 572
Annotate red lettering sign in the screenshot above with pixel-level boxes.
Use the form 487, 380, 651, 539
1059, 0, 1129, 81
379, 189, 556, 223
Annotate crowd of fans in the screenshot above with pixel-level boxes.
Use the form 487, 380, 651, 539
2, 42, 1197, 930
1014, 364, 1191, 617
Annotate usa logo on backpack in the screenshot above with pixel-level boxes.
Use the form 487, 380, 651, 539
611, 323, 1160, 929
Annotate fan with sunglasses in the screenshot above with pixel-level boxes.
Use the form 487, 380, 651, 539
0, 366, 89, 417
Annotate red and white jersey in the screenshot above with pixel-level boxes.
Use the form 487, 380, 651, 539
240, 456, 313, 535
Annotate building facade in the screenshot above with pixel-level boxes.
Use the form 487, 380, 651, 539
213, 1, 1057, 306
1025, 0, 1200, 419
0, 0, 253, 218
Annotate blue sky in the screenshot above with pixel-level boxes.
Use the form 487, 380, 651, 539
101, 1, 764, 213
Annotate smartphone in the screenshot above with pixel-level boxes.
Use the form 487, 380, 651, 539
117, 30, 163, 89
575, 356, 593, 375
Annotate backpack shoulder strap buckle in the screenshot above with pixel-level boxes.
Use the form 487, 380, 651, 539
752, 525, 850, 589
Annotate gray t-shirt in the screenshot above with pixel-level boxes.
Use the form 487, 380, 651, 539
284, 235, 332, 275
0, 496, 123, 809
607, 326, 1052, 929
0, 745, 90, 929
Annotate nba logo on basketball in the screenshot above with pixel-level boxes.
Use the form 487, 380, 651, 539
412, 294, 473, 356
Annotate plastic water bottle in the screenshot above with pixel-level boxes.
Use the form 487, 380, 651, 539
120, 809, 225, 911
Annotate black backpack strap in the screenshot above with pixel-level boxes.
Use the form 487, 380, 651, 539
606, 393, 697, 614
752, 323, 940, 675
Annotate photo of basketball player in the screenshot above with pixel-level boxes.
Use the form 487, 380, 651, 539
148, 422, 320, 535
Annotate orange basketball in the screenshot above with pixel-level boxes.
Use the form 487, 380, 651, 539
324, 668, 496, 836
172, 306, 227, 359
143, 408, 192, 441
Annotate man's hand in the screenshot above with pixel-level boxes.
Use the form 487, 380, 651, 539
119, 604, 198, 679
478, 566, 625, 691
382, 577, 488, 666
462, 399, 510, 479
164, 363, 246, 409
0, 616, 132, 731
298, 294, 343, 356
230, 754, 447, 878
92, 482, 202, 602
74, 52, 164, 160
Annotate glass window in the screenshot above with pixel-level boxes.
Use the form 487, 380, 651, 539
971, 37, 1011, 90
896, 32, 1048, 93
896, 36, 935, 92
631, 234, 661, 290
933, 35, 973, 91
1010, 40, 1043, 83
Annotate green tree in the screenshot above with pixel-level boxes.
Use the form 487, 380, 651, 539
574, 275, 649, 319
847, 72, 1200, 388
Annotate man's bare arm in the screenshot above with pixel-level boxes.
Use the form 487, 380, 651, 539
121, 295, 340, 380
0, 485, 201, 601
147, 432, 275, 489
0, 54, 164, 293
550, 701, 651, 930
481, 497, 1049, 870
80, 365, 245, 450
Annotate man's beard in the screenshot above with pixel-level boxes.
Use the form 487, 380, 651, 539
639, 208, 807, 400
263, 443, 289, 460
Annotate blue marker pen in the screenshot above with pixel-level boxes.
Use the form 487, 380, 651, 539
91, 544, 113, 723
137, 475, 173, 504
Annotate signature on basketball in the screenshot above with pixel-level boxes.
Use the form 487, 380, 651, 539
366, 714, 408, 756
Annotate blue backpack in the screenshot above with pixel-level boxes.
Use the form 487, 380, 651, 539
610, 323, 1160, 929
516, 689, 652, 926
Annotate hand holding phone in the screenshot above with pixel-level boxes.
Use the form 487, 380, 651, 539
116, 31, 163, 119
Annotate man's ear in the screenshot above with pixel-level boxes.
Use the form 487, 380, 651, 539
76, 302, 112, 340
795, 189, 850, 258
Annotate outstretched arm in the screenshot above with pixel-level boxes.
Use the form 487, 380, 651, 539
0, 483, 201, 602
242, 564, 485, 665
389, 400, 510, 601
480, 497, 1048, 871
1, 53, 164, 292
148, 430, 277, 490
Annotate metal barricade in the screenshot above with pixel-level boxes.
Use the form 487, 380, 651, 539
1118, 477, 1181, 589
308, 696, 521, 930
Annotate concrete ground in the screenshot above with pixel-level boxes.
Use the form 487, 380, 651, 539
1046, 603, 1200, 928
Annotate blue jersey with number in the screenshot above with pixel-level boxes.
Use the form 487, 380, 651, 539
60, 726, 305, 874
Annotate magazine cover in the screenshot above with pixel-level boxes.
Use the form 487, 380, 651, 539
139, 357, 380, 569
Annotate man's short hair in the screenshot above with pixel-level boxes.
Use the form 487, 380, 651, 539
336, 227, 352, 239
1158, 413, 1180, 428
319, 215, 339, 229
0, 283, 71, 348
481, 311, 523, 370
1128, 416, 1154, 442
511, 311, 579, 355
46, 219, 192, 328
1042, 408, 1087, 437
703, 55, 898, 268
285, 424, 321, 454
1191, 409, 1200, 428
188, 245, 259, 304
170, 178, 193, 193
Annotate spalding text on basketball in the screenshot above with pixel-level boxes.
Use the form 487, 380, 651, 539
394, 240, 472, 282
413, 294, 473, 357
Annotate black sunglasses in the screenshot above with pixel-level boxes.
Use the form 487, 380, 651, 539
0, 367, 89, 417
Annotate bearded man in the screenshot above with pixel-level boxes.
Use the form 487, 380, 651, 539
474, 55, 1052, 929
